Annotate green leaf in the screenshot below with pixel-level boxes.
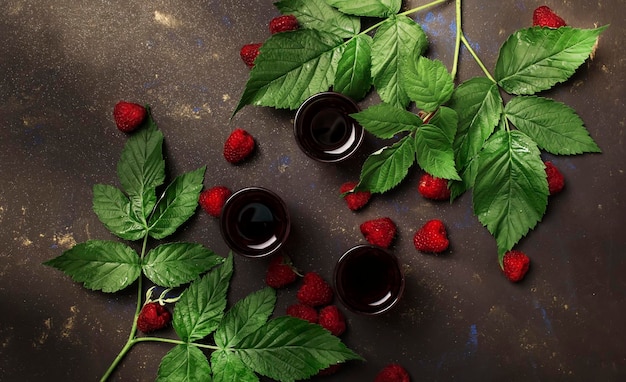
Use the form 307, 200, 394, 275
43, 240, 140, 293
156, 344, 211, 382
428, 106, 458, 144
92, 184, 147, 241
215, 287, 276, 349
143, 243, 224, 288
372, 15, 428, 109
357, 137, 415, 194
351, 103, 422, 139
449, 156, 479, 201
233, 29, 344, 115
449, 77, 503, 174
173, 254, 233, 342
148, 166, 205, 240
275, 0, 360, 38
211, 351, 259, 382
495, 26, 608, 95
233, 316, 363, 382
325, 0, 401, 17
402, 56, 454, 112
415, 124, 460, 181
504, 95, 601, 154
473, 130, 549, 256
333, 34, 373, 100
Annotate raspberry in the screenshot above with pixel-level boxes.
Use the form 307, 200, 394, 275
532, 6, 567, 28
318, 305, 346, 336
544, 161, 565, 195
136, 302, 172, 333
413, 219, 449, 253
240, 43, 262, 68
502, 250, 530, 282
199, 186, 232, 218
374, 363, 410, 382
269, 15, 299, 34
223, 128, 255, 164
113, 101, 146, 133
265, 255, 298, 289
417, 173, 450, 200
360, 217, 397, 249
286, 304, 318, 324
340, 181, 371, 211
297, 272, 333, 307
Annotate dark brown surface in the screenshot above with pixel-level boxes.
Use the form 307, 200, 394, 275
1, 1, 625, 381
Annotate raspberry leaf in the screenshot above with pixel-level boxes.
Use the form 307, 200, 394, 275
325, 0, 401, 17
173, 254, 233, 342
473, 130, 549, 255
351, 103, 422, 139
43, 240, 141, 293
275, 0, 360, 38
401, 56, 454, 112
92, 184, 147, 241
504, 95, 601, 155
495, 26, 608, 95
414, 124, 460, 181
142, 243, 224, 288
372, 15, 428, 109
210, 350, 259, 382
334, 34, 373, 100
357, 137, 415, 194
147, 166, 205, 240
429, 106, 458, 144
156, 344, 210, 382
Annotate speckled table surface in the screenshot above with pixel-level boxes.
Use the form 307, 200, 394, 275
1, 1, 625, 381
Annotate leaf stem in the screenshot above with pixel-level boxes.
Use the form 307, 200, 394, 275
460, 34, 496, 82
360, 0, 448, 35
450, 0, 462, 79
133, 336, 221, 351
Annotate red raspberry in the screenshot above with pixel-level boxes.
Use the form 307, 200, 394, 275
113, 101, 146, 133
532, 6, 567, 28
136, 302, 172, 333
360, 217, 397, 249
240, 43, 262, 68
318, 305, 346, 336
374, 363, 410, 382
417, 173, 450, 200
223, 128, 255, 164
198, 186, 232, 218
265, 255, 298, 289
297, 272, 333, 307
286, 304, 318, 324
502, 250, 530, 282
413, 219, 449, 254
340, 181, 371, 211
544, 161, 565, 195
269, 15, 299, 34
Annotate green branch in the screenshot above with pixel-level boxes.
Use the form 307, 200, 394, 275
461, 33, 496, 82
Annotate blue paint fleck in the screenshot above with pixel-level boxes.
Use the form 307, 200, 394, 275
222, 15, 232, 27
533, 300, 553, 335
195, 38, 204, 48
25, 124, 45, 146
465, 324, 478, 355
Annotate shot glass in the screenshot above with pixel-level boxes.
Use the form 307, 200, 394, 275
294, 92, 364, 163
219, 187, 291, 258
334, 245, 405, 315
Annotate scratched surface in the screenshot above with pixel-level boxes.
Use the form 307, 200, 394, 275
1, 0, 625, 381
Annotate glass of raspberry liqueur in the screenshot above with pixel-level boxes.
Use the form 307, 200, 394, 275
219, 187, 291, 258
294, 92, 364, 163
334, 245, 405, 315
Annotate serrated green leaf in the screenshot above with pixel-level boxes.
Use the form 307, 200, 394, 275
473, 130, 549, 256
142, 243, 224, 288
92, 184, 147, 241
215, 287, 276, 349
449, 157, 479, 202
148, 166, 205, 240
505, 95, 601, 155
415, 124, 460, 181
275, 0, 360, 38
402, 56, 454, 112
233, 316, 363, 382
351, 103, 422, 139
325, 0, 401, 17
333, 34, 373, 100
357, 137, 415, 194
43, 240, 140, 293
173, 254, 233, 342
234, 30, 344, 115
449, 77, 503, 173
372, 15, 428, 109
211, 351, 259, 382
156, 344, 211, 382
429, 106, 458, 144
495, 26, 608, 95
